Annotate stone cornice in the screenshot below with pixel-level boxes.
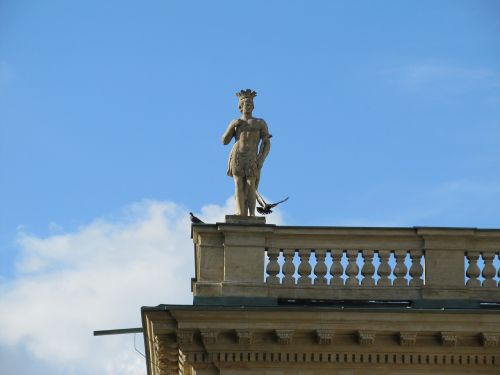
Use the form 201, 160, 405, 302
153, 326, 500, 351
143, 305, 500, 374
168, 309, 500, 332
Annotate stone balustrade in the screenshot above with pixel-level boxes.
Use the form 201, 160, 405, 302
191, 222, 500, 302
264, 248, 425, 287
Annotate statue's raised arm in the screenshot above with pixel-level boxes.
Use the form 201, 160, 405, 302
222, 89, 271, 216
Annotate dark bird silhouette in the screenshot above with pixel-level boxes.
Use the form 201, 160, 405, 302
256, 191, 289, 215
189, 212, 204, 224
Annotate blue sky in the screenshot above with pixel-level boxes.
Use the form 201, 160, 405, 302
1, 1, 499, 374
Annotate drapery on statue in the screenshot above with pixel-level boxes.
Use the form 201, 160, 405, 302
222, 89, 271, 216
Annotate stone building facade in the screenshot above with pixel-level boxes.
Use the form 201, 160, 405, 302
141, 219, 500, 374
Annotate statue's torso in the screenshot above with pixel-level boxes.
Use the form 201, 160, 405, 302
235, 118, 265, 154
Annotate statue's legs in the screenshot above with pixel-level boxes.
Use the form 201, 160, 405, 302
246, 177, 256, 216
233, 176, 247, 216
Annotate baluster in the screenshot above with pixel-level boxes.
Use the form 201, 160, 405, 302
465, 252, 481, 287
498, 253, 500, 285
393, 250, 408, 287
481, 252, 496, 287
361, 250, 375, 286
314, 249, 327, 286
297, 249, 312, 285
377, 250, 391, 286
330, 249, 344, 286
345, 250, 359, 286
265, 248, 280, 284
409, 250, 424, 286
282, 249, 296, 285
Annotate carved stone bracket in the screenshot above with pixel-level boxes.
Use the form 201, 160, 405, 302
200, 329, 219, 345
316, 329, 335, 345
155, 334, 180, 375
399, 332, 417, 347
275, 329, 294, 345
357, 331, 376, 346
480, 332, 499, 347
177, 329, 196, 345
236, 329, 254, 345
440, 332, 458, 347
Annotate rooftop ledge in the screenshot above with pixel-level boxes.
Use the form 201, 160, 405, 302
191, 223, 500, 303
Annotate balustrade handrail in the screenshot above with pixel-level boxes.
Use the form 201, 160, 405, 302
192, 224, 500, 302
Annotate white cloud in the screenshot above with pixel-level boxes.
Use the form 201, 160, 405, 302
0, 198, 283, 375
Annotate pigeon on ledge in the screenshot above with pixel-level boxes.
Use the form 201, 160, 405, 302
189, 212, 204, 224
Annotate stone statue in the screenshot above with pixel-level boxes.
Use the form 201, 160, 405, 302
222, 89, 271, 216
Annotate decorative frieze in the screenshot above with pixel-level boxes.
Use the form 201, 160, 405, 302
182, 349, 499, 368
153, 324, 500, 374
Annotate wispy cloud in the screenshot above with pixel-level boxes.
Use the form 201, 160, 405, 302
392, 62, 499, 95
0, 198, 284, 375
332, 179, 500, 228
436, 179, 500, 196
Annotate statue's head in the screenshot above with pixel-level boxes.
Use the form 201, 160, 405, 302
236, 89, 257, 114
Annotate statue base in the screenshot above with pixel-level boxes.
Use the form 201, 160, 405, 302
225, 215, 266, 225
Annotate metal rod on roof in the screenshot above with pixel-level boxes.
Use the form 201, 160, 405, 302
93, 328, 143, 336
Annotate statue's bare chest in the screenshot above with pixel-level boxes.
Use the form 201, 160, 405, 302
236, 120, 261, 139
